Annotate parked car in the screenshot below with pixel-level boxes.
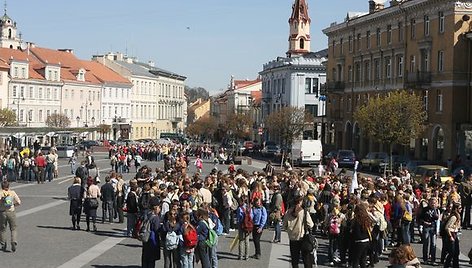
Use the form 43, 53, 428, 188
336, 150, 356, 168
405, 160, 432, 173
323, 150, 338, 165
360, 152, 389, 172
412, 165, 452, 184
243, 141, 255, 152
261, 144, 281, 157
78, 140, 100, 150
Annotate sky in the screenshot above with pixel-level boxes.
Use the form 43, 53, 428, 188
8, 0, 367, 94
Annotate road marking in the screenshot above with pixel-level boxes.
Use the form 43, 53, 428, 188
57, 167, 112, 184
268, 232, 291, 268
57, 236, 126, 268
16, 200, 67, 218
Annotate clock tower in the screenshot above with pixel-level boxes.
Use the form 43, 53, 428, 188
287, 0, 311, 58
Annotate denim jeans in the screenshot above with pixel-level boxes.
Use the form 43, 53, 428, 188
164, 248, 180, 268
126, 213, 138, 236
180, 247, 194, 268
444, 233, 459, 268
274, 220, 281, 241
289, 239, 313, 268
401, 221, 411, 244
102, 200, 114, 223
222, 208, 231, 233
197, 241, 211, 268
210, 236, 218, 268
422, 226, 437, 263
45, 163, 54, 182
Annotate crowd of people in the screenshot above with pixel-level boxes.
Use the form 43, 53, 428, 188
3, 139, 472, 268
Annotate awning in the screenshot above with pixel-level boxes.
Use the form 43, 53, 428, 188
13, 132, 25, 139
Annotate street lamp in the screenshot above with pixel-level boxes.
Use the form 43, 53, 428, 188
76, 116, 80, 127
129, 121, 133, 140
91, 116, 95, 126
80, 101, 92, 127
12, 97, 25, 125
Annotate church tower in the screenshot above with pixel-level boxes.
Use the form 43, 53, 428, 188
287, 0, 311, 57
0, 2, 21, 49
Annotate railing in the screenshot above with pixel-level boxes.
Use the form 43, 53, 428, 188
326, 81, 346, 92
405, 71, 432, 87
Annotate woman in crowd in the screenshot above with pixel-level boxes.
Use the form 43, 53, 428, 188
350, 202, 373, 268
444, 202, 462, 268
388, 244, 422, 268
84, 176, 101, 232
162, 208, 181, 268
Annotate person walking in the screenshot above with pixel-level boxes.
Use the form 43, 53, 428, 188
68, 152, 78, 175
444, 202, 462, 268
75, 161, 89, 189
237, 195, 251, 260
283, 196, 314, 268
269, 182, 284, 243
67, 177, 84, 230
100, 176, 115, 224
84, 177, 101, 232
34, 152, 46, 184
250, 197, 267, 260
141, 197, 162, 268
45, 149, 57, 182
419, 197, 439, 266
0, 181, 21, 252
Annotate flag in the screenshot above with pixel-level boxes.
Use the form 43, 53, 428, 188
350, 161, 359, 194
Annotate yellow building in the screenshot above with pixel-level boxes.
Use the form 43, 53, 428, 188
187, 98, 210, 123
323, 0, 472, 162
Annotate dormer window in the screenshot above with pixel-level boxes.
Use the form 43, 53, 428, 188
77, 68, 86, 82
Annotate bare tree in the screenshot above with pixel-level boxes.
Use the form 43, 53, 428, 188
265, 106, 307, 148
45, 113, 71, 128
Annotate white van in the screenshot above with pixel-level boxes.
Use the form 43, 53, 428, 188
292, 140, 323, 166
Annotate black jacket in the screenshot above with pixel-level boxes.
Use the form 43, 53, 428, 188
100, 183, 115, 202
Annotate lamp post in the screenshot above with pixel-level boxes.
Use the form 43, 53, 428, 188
80, 101, 92, 127
129, 120, 133, 140
12, 97, 25, 125
91, 116, 95, 127
76, 116, 80, 127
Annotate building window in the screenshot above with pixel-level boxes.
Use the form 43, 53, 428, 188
65, 89, 69, 99
397, 55, 404, 77
348, 35, 353, 52
376, 28, 381, 47
348, 65, 353, 82
366, 31, 371, 49
20, 86, 24, 98
398, 22, 404, 42
411, 19, 416, 39
385, 57, 392, 79
14, 67, 18, 78
38, 88, 43, 99
12, 86, 17, 97
357, 33, 361, 51
305, 104, 318, 117
21, 68, 26, 78
282, 78, 285, 94
410, 55, 416, 73
387, 25, 392, 44
71, 89, 74, 99
374, 59, 381, 80
48, 70, 52, 80
340, 38, 344, 54
424, 15, 430, 36
46, 88, 51, 99
439, 11, 445, 33
423, 91, 429, 112
438, 50, 444, 72
29, 86, 33, 99
355, 63, 361, 82
436, 90, 443, 112
364, 61, 371, 82
38, 110, 43, 122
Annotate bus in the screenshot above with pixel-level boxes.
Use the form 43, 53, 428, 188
160, 133, 189, 144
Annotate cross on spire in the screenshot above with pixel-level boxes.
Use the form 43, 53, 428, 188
4, 0, 6, 15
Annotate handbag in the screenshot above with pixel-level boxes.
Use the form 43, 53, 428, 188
87, 198, 99, 209
300, 209, 317, 252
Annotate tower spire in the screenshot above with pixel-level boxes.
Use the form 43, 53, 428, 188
4, 0, 6, 15
287, 0, 312, 57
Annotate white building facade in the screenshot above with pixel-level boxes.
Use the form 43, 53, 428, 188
260, 0, 327, 141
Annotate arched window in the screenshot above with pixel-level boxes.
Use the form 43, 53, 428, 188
8, 29, 11, 39
300, 39, 305, 49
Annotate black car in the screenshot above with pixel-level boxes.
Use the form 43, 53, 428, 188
78, 140, 100, 150
336, 150, 356, 168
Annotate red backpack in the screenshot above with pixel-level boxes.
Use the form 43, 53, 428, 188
183, 223, 198, 248
242, 206, 254, 232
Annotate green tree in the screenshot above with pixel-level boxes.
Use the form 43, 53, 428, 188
354, 90, 426, 169
45, 113, 71, 128
265, 106, 307, 148
226, 112, 252, 140
0, 108, 17, 126
184, 86, 210, 103
186, 115, 217, 141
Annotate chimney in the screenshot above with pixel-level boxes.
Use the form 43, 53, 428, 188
58, 48, 74, 54
148, 60, 155, 67
369, 0, 385, 13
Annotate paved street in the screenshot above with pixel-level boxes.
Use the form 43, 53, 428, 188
1, 152, 472, 268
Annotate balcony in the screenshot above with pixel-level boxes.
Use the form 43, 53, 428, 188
405, 71, 432, 88
326, 81, 345, 92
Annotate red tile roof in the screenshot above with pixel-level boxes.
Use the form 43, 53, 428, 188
251, 90, 262, 105
0, 48, 44, 79
234, 78, 261, 90
81, 60, 131, 85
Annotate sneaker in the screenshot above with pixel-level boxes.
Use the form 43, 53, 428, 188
430, 262, 438, 266
328, 262, 334, 266
11, 242, 16, 253
229, 228, 236, 232
222, 233, 228, 236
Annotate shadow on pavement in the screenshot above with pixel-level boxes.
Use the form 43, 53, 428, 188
92, 266, 140, 268
217, 251, 239, 260
37, 225, 75, 231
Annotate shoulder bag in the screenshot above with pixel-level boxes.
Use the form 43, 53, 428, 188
300, 209, 317, 252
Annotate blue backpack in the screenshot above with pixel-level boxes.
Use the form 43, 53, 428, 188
215, 218, 224, 236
